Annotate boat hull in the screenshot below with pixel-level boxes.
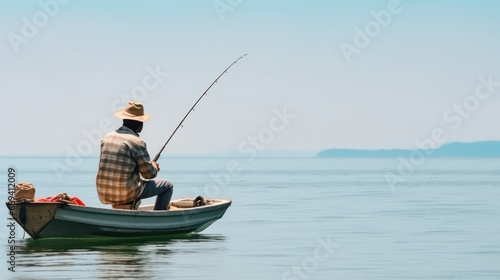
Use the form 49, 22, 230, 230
6, 198, 231, 239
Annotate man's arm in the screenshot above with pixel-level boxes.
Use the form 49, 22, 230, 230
134, 141, 158, 179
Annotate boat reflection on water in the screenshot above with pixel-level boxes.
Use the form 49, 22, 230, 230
13, 234, 226, 279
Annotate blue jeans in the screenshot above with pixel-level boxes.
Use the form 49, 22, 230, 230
137, 179, 173, 210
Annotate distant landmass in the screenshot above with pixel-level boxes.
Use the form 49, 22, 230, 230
317, 141, 500, 158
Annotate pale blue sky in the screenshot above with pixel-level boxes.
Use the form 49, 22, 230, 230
1, 0, 499, 155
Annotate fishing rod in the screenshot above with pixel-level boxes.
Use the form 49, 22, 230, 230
152, 53, 247, 162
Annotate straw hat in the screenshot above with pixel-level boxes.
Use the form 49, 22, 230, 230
114, 101, 150, 122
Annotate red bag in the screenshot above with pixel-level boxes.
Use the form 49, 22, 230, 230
35, 193, 86, 206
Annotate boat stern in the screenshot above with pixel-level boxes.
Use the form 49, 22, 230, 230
5, 202, 62, 239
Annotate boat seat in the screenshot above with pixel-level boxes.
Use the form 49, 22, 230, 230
111, 204, 133, 210
112, 200, 141, 210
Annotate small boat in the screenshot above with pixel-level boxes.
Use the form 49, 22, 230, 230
6, 198, 231, 240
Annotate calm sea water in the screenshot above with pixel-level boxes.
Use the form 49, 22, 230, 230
1, 156, 499, 279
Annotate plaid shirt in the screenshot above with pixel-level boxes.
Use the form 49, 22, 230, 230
96, 126, 157, 204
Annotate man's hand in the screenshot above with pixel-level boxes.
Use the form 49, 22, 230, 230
152, 161, 160, 172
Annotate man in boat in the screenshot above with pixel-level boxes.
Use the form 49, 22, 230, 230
96, 101, 173, 210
